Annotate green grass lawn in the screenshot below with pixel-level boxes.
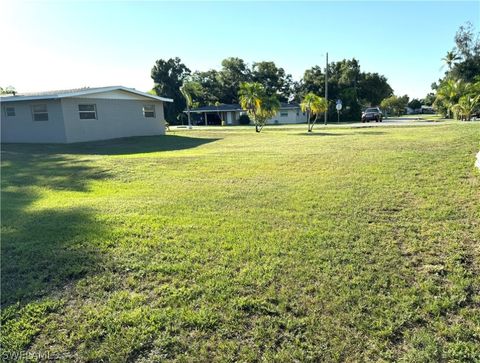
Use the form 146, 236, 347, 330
2, 123, 480, 361
398, 114, 447, 122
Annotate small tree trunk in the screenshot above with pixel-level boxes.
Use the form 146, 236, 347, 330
187, 106, 192, 129
307, 110, 311, 132
310, 114, 319, 131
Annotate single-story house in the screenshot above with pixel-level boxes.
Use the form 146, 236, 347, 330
1, 86, 172, 143
185, 102, 307, 126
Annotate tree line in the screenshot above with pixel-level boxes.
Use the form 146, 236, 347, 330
432, 22, 480, 120
151, 57, 394, 124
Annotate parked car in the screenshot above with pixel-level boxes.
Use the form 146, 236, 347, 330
361, 107, 383, 122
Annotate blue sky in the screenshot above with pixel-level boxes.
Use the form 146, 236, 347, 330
1, 1, 478, 98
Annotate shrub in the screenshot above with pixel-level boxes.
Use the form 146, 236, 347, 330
238, 114, 251, 125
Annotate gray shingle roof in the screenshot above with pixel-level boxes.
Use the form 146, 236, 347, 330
14, 87, 106, 97
0, 86, 173, 103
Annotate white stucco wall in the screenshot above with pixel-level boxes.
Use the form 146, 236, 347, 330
267, 108, 307, 124
61, 97, 165, 143
1, 99, 67, 143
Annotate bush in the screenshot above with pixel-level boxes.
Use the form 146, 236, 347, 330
238, 114, 251, 125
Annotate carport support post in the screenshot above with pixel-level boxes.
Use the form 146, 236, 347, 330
204, 112, 208, 126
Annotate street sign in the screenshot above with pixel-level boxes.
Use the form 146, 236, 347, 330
336, 103, 342, 111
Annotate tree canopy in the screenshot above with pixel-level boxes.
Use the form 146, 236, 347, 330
380, 95, 409, 116
252, 61, 293, 102
151, 57, 191, 122
432, 22, 480, 120
0, 86, 17, 95
151, 56, 394, 123
298, 59, 393, 121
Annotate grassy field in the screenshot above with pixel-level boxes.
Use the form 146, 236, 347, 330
2, 123, 480, 361
398, 114, 447, 122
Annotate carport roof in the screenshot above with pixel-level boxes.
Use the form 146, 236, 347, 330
187, 102, 300, 113
0, 86, 173, 103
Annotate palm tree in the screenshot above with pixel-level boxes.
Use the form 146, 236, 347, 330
256, 95, 280, 132
180, 84, 193, 129
442, 50, 461, 70
180, 81, 202, 129
435, 79, 465, 118
1, 86, 16, 95
239, 82, 281, 132
300, 93, 328, 132
239, 82, 264, 132
452, 94, 480, 121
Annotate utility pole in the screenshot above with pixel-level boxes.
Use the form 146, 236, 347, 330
324, 52, 328, 125
324, 52, 329, 125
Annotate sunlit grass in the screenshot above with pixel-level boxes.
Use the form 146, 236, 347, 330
1, 123, 479, 361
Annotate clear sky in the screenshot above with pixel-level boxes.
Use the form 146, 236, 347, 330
1, 1, 478, 98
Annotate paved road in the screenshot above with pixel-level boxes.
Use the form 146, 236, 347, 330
323, 117, 445, 128
171, 118, 477, 131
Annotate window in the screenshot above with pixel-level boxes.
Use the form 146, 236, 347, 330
78, 104, 97, 119
32, 104, 48, 121
280, 112, 288, 117
143, 105, 155, 118
5, 106, 15, 117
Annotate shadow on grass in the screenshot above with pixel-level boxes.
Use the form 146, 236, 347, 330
1, 135, 221, 156
1, 134, 221, 306
300, 132, 348, 136
353, 131, 387, 135
1, 151, 110, 307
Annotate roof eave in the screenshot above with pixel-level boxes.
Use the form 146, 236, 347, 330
0, 86, 174, 103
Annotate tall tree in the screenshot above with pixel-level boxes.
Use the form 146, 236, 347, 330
357, 73, 393, 106
454, 22, 480, 60
449, 22, 480, 82
297, 66, 325, 102
218, 57, 251, 103
442, 50, 461, 70
422, 93, 436, 106
191, 69, 222, 105
408, 98, 422, 110
252, 61, 293, 101
151, 57, 191, 123
299, 59, 392, 121
380, 95, 409, 116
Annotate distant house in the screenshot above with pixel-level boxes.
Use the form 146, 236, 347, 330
420, 105, 435, 114
185, 102, 308, 125
1, 86, 172, 143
